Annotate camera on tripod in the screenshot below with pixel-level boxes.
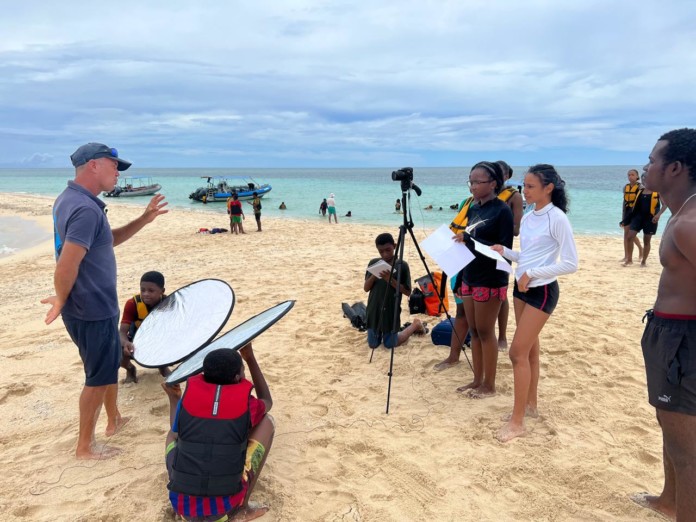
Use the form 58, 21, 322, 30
391, 167, 413, 182
391, 167, 422, 196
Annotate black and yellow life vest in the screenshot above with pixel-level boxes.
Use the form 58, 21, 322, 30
497, 186, 518, 203
630, 189, 660, 216
449, 197, 474, 233
133, 294, 149, 328
623, 183, 641, 207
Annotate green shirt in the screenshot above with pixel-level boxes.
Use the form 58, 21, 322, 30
365, 258, 411, 333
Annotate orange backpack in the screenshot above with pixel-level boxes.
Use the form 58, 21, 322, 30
415, 272, 449, 316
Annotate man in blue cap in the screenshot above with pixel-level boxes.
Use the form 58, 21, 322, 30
42, 143, 168, 460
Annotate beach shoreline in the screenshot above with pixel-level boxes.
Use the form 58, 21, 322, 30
1, 192, 665, 521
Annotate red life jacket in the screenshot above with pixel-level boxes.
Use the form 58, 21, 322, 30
168, 374, 253, 497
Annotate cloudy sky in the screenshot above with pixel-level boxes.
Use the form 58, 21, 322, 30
1, 1, 694, 168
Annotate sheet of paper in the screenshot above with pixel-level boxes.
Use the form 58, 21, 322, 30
366, 259, 393, 277
471, 239, 512, 274
420, 224, 475, 277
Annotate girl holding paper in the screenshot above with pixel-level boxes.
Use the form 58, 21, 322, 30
452, 161, 513, 398
491, 164, 578, 442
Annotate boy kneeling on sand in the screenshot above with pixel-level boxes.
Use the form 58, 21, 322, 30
163, 343, 274, 522
119, 271, 170, 383
364, 232, 425, 348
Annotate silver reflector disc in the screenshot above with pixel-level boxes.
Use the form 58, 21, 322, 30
166, 300, 295, 384
133, 279, 234, 367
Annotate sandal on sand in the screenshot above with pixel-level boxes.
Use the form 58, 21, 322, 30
629, 492, 671, 521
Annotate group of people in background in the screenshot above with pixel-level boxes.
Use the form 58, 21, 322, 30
620, 168, 665, 266
226, 191, 263, 234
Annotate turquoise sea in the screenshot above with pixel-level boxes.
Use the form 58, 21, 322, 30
0, 166, 669, 255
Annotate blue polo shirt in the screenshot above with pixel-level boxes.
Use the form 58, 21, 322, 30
53, 181, 119, 321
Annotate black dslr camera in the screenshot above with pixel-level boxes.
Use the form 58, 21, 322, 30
391, 167, 413, 182
391, 167, 422, 196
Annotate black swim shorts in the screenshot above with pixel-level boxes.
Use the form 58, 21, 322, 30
629, 214, 658, 235
63, 315, 121, 386
642, 311, 696, 416
513, 280, 559, 315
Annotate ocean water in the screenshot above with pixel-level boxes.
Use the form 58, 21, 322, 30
0, 166, 669, 254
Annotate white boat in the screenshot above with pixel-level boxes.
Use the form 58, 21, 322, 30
104, 176, 162, 198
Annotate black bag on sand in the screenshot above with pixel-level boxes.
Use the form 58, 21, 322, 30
342, 302, 367, 331
408, 288, 426, 314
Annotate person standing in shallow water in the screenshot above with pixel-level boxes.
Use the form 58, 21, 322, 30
319, 198, 328, 217
492, 164, 578, 443
629, 128, 696, 521
42, 143, 167, 460
327, 193, 338, 224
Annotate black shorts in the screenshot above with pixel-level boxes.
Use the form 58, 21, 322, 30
642, 311, 696, 415
63, 315, 121, 386
629, 214, 658, 235
513, 280, 559, 315
254, 212, 261, 222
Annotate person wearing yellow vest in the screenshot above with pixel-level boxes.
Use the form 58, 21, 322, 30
119, 271, 168, 383
621, 174, 666, 267
620, 169, 644, 264
495, 161, 525, 352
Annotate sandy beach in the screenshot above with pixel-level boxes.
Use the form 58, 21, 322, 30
0, 192, 667, 521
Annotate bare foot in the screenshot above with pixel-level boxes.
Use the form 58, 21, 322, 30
76, 444, 122, 460
619, 256, 627, 263
498, 339, 508, 352
629, 492, 675, 521
497, 421, 526, 442
231, 504, 269, 521
456, 381, 481, 393
622, 261, 633, 267
468, 387, 496, 399
501, 407, 539, 421
105, 416, 131, 437
640, 261, 647, 267
434, 360, 460, 372
124, 365, 138, 384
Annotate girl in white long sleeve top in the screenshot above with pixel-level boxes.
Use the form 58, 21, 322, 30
492, 164, 578, 443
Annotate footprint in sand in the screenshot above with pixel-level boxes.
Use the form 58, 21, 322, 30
0, 382, 34, 405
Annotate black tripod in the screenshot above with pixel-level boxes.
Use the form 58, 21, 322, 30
369, 168, 472, 414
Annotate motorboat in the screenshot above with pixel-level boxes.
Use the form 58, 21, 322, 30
104, 176, 162, 197
189, 177, 272, 203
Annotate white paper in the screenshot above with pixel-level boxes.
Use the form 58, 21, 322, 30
472, 239, 512, 274
420, 224, 475, 277
367, 259, 393, 277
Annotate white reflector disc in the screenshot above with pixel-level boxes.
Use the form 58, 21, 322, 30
133, 279, 234, 367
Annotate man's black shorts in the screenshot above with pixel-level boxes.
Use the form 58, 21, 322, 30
642, 311, 696, 416
629, 214, 658, 235
63, 315, 121, 386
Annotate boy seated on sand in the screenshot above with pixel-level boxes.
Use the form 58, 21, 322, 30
364, 233, 425, 348
162, 343, 274, 522
120, 271, 170, 383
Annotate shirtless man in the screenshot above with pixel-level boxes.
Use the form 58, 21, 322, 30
631, 128, 696, 520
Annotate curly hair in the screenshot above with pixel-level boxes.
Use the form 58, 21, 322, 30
471, 161, 505, 194
659, 128, 696, 182
527, 164, 569, 213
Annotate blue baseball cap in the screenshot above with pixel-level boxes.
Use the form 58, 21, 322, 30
70, 143, 132, 171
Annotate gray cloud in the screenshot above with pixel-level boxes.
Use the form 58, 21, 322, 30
0, 1, 694, 167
